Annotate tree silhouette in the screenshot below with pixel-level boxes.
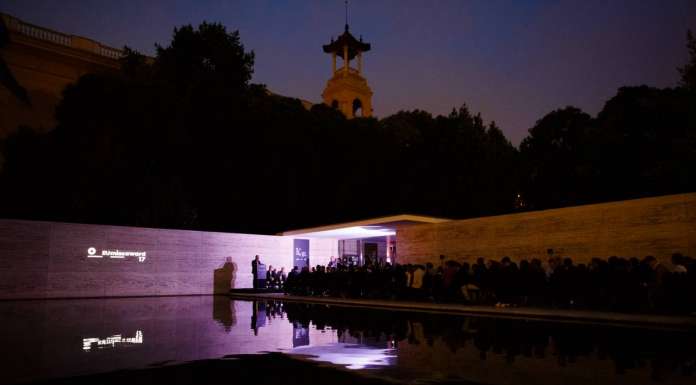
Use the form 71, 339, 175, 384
0, 21, 693, 233
520, 107, 592, 209
678, 30, 696, 90
0, 17, 30, 106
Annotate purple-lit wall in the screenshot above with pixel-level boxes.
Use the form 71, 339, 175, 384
0, 219, 337, 299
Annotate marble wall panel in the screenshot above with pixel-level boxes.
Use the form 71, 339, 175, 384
0, 270, 48, 299
49, 223, 109, 273
46, 272, 106, 298
0, 219, 51, 271
0, 219, 338, 299
309, 238, 339, 267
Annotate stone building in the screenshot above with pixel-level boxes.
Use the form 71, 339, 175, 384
0, 12, 374, 140
0, 13, 122, 139
321, 24, 373, 118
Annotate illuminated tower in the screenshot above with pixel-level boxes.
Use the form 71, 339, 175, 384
322, 23, 373, 118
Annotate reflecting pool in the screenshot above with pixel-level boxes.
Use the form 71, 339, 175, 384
1, 296, 694, 384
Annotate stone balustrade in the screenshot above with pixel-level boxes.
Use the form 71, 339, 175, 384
2, 12, 123, 60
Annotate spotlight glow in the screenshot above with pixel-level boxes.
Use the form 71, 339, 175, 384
290, 343, 396, 369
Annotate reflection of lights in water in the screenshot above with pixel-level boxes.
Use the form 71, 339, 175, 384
82, 330, 143, 351
290, 343, 396, 370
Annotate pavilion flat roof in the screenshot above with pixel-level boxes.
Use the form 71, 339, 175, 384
279, 214, 451, 239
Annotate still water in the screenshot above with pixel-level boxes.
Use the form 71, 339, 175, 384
0, 296, 694, 385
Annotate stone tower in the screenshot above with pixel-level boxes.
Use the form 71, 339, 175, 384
322, 24, 373, 118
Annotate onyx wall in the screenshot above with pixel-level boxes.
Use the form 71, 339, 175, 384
397, 193, 696, 266
0, 219, 337, 299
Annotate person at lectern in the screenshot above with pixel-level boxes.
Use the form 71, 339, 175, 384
252, 255, 261, 289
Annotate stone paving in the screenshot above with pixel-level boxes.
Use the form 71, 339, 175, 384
228, 292, 696, 330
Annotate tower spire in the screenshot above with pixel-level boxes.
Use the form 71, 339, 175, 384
322, 1, 373, 118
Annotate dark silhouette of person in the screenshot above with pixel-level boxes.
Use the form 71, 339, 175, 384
252, 255, 260, 289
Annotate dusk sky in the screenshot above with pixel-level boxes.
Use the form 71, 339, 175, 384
3, 0, 694, 144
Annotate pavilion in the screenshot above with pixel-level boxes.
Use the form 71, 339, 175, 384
280, 214, 450, 266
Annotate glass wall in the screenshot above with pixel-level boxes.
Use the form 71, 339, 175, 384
337, 236, 395, 266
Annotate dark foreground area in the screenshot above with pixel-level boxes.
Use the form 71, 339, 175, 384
3, 296, 695, 385
27, 353, 397, 385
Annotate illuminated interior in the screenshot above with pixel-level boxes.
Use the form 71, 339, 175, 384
281, 215, 450, 266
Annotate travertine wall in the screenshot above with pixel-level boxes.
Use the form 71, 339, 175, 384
0, 219, 337, 299
397, 193, 696, 266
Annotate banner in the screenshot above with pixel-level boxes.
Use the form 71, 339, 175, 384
293, 239, 310, 269
293, 321, 309, 347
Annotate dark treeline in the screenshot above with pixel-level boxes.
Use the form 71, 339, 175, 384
0, 24, 694, 234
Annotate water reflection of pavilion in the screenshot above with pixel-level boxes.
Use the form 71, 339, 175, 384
2, 297, 693, 385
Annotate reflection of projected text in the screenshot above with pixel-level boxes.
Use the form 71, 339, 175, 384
82, 330, 143, 351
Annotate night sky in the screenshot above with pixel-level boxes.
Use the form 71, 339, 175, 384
3, 0, 694, 144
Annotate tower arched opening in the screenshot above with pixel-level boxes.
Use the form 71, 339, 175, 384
352, 98, 363, 118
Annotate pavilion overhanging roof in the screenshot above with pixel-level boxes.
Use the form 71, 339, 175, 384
279, 214, 450, 239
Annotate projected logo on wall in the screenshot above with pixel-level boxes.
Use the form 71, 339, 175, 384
87, 247, 147, 262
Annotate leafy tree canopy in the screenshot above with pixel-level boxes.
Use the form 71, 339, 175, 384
678, 30, 696, 90
0, 23, 694, 233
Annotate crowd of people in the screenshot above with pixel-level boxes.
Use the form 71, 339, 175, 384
251, 255, 289, 290
265, 265, 287, 289
281, 253, 695, 314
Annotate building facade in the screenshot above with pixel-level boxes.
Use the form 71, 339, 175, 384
0, 13, 122, 138
1, 12, 376, 140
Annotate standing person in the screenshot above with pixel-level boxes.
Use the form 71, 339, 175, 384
252, 255, 261, 289
645, 256, 668, 310
672, 253, 688, 273
411, 264, 425, 299
437, 255, 446, 274
328, 256, 337, 270
423, 262, 436, 299
279, 267, 287, 288
286, 266, 299, 293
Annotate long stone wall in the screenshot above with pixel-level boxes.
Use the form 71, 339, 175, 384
0, 219, 337, 299
397, 193, 696, 266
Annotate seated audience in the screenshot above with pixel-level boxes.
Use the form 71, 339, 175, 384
279, 253, 694, 314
